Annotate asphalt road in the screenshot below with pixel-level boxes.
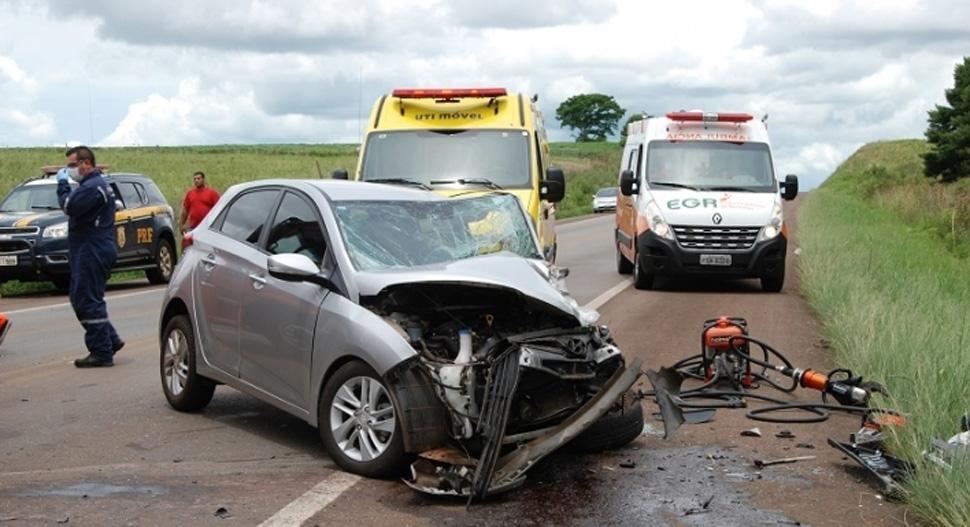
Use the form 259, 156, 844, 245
0, 206, 907, 526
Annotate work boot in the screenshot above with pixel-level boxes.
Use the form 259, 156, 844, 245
74, 354, 113, 368
113, 339, 125, 353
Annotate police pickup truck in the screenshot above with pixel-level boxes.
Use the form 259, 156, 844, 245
0, 168, 178, 290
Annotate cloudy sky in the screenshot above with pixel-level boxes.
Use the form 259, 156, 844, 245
1, 0, 968, 189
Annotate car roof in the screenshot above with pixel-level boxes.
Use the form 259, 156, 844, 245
20, 172, 152, 187
229, 179, 477, 203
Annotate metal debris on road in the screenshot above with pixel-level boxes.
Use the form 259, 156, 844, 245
753, 455, 816, 468
775, 430, 796, 439
740, 427, 762, 437
214, 507, 231, 520
619, 460, 636, 468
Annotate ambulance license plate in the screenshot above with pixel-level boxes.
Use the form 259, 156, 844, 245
0, 255, 17, 266
699, 254, 731, 266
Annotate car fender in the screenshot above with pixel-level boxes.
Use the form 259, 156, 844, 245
307, 292, 419, 427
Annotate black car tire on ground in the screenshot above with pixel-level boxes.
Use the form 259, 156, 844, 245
616, 243, 633, 275
633, 256, 655, 290
160, 314, 216, 412
761, 266, 785, 292
318, 360, 407, 478
570, 391, 644, 452
146, 238, 176, 284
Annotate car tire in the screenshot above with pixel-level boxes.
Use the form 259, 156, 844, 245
160, 314, 215, 412
146, 237, 176, 284
616, 243, 633, 275
51, 275, 70, 292
318, 361, 406, 478
570, 391, 644, 452
761, 266, 785, 292
633, 255, 655, 290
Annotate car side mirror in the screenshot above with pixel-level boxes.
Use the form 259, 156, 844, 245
781, 174, 798, 201
541, 167, 566, 203
332, 169, 349, 180
619, 170, 638, 196
267, 253, 335, 290
115, 199, 125, 210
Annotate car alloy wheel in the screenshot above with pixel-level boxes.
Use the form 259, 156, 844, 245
329, 375, 396, 462
163, 326, 190, 397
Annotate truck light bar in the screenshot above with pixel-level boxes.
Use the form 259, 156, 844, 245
666, 111, 753, 123
392, 87, 507, 99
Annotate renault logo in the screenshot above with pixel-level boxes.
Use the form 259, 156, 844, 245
712, 213, 723, 225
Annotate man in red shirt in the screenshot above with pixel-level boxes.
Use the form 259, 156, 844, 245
179, 171, 220, 232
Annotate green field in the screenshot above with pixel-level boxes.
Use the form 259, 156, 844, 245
0, 142, 622, 295
800, 140, 970, 526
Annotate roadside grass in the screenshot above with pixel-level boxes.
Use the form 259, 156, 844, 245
801, 141, 970, 525
824, 139, 970, 257
1, 142, 623, 295
550, 141, 622, 218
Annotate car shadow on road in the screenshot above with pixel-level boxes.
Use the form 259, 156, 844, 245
649, 276, 772, 294
199, 389, 331, 461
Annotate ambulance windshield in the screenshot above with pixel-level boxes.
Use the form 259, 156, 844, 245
361, 130, 531, 189
646, 141, 776, 192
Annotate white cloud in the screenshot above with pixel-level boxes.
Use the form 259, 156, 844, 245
0, 109, 58, 145
0, 53, 57, 145
0, 56, 32, 88
0, 0, 966, 187
101, 78, 354, 146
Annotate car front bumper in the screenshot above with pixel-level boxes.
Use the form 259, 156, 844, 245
635, 229, 786, 278
0, 237, 70, 283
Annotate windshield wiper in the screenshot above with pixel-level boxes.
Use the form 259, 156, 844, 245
706, 186, 756, 192
365, 178, 432, 190
31, 205, 60, 210
429, 178, 503, 190
650, 181, 705, 192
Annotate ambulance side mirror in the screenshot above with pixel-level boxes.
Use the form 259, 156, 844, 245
541, 168, 566, 203
331, 169, 349, 180
619, 170, 638, 196
781, 174, 798, 201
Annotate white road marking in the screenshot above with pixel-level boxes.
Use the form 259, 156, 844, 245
583, 279, 633, 311
259, 270, 632, 527
3, 287, 165, 315
258, 472, 361, 527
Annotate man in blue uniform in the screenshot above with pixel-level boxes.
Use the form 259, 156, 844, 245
57, 146, 124, 368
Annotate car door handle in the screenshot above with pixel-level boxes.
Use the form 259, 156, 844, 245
201, 254, 217, 270
249, 273, 267, 289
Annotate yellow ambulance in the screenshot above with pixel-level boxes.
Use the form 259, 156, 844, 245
334, 87, 565, 262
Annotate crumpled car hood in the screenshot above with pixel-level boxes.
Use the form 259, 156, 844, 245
353, 253, 585, 324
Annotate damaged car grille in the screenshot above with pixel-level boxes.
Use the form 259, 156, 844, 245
472, 347, 521, 498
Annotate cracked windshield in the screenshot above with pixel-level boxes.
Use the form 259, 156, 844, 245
647, 141, 775, 192
334, 194, 540, 271
360, 129, 531, 188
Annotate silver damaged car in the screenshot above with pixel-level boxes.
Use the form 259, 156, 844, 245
158, 180, 643, 499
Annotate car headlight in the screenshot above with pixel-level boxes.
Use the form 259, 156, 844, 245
641, 201, 675, 240
42, 221, 69, 239
757, 202, 784, 242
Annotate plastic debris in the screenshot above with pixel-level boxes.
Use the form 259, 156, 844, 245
924, 430, 970, 470
740, 427, 762, 437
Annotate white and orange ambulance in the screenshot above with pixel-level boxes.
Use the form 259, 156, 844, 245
614, 111, 798, 292
334, 87, 565, 262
